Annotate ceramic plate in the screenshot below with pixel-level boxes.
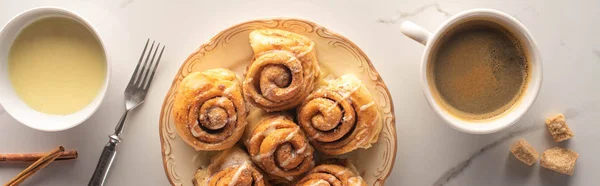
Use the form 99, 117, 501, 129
159, 18, 397, 186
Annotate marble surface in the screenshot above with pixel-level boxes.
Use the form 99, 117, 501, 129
1, 0, 599, 185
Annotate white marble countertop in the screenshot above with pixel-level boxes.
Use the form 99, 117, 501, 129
1, 0, 599, 185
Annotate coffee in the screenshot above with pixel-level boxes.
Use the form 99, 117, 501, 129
430, 21, 529, 120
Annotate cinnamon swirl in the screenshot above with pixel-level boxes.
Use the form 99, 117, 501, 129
192, 147, 269, 186
297, 74, 382, 155
243, 109, 315, 183
173, 68, 247, 151
295, 159, 367, 186
243, 29, 321, 112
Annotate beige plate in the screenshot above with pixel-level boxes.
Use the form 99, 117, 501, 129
159, 18, 397, 186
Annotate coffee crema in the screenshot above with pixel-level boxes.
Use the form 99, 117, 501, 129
429, 21, 529, 121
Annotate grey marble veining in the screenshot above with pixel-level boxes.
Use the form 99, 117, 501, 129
433, 124, 545, 186
433, 100, 597, 186
593, 49, 600, 59
376, 2, 451, 24
1, 0, 599, 185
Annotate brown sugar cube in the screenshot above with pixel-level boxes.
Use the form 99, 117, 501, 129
545, 113, 574, 142
510, 138, 539, 165
541, 147, 579, 175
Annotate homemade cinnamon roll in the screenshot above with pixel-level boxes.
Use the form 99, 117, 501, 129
192, 147, 269, 186
297, 74, 382, 155
295, 159, 367, 186
243, 109, 315, 182
173, 68, 247, 151
243, 29, 321, 112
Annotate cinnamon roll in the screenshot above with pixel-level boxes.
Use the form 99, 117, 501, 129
243, 29, 321, 112
295, 159, 367, 186
297, 74, 382, 155
173, 68, 247, 151
243, 109, 315, 182
192, 147, 269, 186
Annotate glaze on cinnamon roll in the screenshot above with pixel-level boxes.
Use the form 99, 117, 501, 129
173, 68, 247, 151
295, 160, 367, 186
243, 29, 321, 112
243, 109, 315, 182
297, 74, 382, 155
193, 147, 269, 186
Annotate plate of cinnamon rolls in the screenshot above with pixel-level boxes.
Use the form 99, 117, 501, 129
159, 19, 396, 186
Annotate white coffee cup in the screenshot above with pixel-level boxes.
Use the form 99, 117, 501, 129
400, 9, 542, 134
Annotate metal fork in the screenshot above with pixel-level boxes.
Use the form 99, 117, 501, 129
89, 39, 165, 186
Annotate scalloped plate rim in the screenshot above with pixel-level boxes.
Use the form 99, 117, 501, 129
158, 17, 397, 186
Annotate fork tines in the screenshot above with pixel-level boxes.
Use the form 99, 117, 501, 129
129, 39, 165, 90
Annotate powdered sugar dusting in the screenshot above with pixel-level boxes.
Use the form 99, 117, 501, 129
190, 121, 203, 137
229, 163, 249, 186
285, 129, 299, 141
280, 153, 296, 167
310, 180, 329, 186
359, 101, 375, 112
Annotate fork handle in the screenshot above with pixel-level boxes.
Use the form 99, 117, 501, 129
89, 135, 120, 186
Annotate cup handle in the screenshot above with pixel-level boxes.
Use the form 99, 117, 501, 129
400, 21, 432, 45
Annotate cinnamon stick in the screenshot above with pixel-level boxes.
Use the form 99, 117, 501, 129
0, 150, 78, 163
5, 146, 65, 186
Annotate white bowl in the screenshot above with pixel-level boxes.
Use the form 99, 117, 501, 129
0, 7, 110, 132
